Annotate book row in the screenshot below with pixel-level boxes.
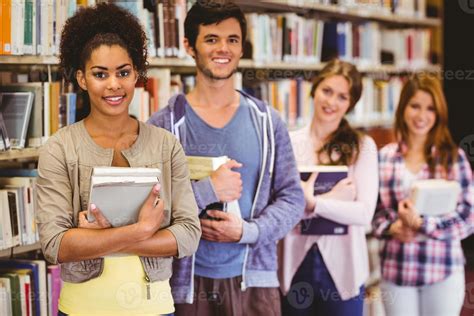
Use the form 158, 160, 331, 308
245, 75, 404, 129
0, 82, 77, 149
0, 175, 39, 251
0, 259, 62, 316
246, 13, 432, 68
0, 71, 408, 151
313, 0, 428, 18
0, 0, 433, 69
0, 0, 193, 58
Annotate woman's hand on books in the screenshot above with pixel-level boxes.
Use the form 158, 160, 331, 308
322, 178, 356, 201
200, 211, 243, 242
301, 172, 318, 212
78, 204, 112, 229
389, 219, 418, 242
136, 183, 165, 240
210, 160, 243, 202
398, 199, 423, 231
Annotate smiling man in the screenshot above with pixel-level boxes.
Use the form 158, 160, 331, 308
148, 2, 304, 315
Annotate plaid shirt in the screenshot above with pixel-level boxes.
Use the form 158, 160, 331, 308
372, 142, 474, 286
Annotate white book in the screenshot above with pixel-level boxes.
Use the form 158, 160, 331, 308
0, 177, 38, 245
43, 82, 51, 139
157, 3, 165, 58
186, 155, 229, 181
17, 274, 28, 316
186, 155, 241, 218
410, 179, 461, 216
0, 191, 14, 249
11, 0, 25, 55
88, 167, 161, 227
0, 278, 12, 316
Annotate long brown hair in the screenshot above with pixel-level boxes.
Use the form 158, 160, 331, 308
394, 73, 458, 175
311, 59, 363, 165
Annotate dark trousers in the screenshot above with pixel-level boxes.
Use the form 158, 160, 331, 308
175, 275, 280, 316
282, 244, 365, 316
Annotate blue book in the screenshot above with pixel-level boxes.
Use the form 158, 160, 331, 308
321, 21, 338, 62
0, 169, 38, 177
299, 165, 349, 235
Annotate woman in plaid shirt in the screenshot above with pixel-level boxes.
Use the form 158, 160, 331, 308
372, 74, 474, 316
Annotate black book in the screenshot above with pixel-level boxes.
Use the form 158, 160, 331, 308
299, 165, 349, 235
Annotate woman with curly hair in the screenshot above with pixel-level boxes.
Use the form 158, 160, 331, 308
35, 3, 200, 315
280, 59, 378, 316
372, 74, 473, 316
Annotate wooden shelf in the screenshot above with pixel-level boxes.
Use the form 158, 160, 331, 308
0, 55, 58, 65
0, 55, 441, 74
0, 148, 40, 162
0, 242, 41, 258
236, 0, 441, 27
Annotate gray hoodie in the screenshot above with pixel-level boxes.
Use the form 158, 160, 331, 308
148, 90, 305, 304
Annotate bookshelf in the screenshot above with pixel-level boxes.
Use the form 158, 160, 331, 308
0, 55, 442, 74
0, 1, 443, 132
0, 147, 40, 162
0, 2, 442, 315
0, 242, 41, 258
236, 0, 441, 27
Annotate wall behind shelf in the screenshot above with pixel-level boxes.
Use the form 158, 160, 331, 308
444, 0, 474, 271
444, 0, 474, 169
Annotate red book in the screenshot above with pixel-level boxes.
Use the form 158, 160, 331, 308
407, 32, 413, 63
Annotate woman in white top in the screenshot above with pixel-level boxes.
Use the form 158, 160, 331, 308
280, 59, 378, 316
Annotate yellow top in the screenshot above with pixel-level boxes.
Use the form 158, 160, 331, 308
59, 256, 174, 316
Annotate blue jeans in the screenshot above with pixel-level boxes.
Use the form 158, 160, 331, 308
282, 244, 365, 316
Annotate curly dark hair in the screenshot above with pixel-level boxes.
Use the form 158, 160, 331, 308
59, 3, 148, 88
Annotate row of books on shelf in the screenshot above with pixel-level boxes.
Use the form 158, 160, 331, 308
246, 13, 432, 67
0, 0, 192, 58
312, 0, 428, 18
0, 0, 434, 69
246, 75, 403, 129
0, 69, 404, 153
0, 0, 83, 56
0, 68, 217, 150
0, 81, 77, 150
0, 174, 39, 251
0, 259, 62, 316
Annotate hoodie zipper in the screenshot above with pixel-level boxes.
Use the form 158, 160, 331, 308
240, 99, 272, 291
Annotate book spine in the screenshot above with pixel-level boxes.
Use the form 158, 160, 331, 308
24, 0, 34, 55
2, 0, 12, 55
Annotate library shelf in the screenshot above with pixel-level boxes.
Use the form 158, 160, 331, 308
0, 56, 442, 74
236, 0, 441, 27
0, 242, 41, 258
0, 148, 40, 162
